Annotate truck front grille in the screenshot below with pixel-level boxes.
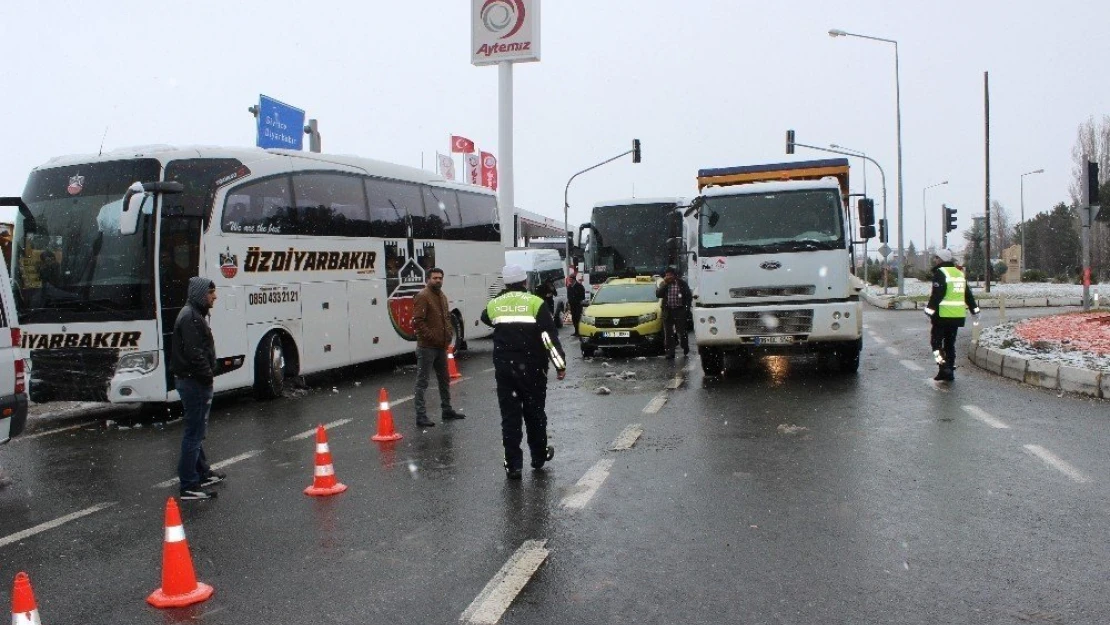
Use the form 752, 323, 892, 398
730, 285, 816, 298
733, 309, 813, 335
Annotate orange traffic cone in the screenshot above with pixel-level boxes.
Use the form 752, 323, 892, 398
447, 345, 462, 379
11, 572, 42, 625
304, 425, 348, 496
147, 498, 214, 608
371, 388, 403, 442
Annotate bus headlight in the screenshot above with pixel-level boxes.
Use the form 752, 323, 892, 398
117, 351, 159, 375
638, 312, 658, 323
581, 315, 595, 326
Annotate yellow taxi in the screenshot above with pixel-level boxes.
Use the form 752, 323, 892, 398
578, 276, 664, 357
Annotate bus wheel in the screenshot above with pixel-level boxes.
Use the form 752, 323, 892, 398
450, 313, 466, 352
254, 332, 286, 400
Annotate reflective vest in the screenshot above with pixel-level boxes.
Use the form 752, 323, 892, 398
938, 266, 967, 319
486, 291, 545, 325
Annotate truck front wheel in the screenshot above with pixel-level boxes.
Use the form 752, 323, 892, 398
699, 346, 724, 376
838, 339, 862, 373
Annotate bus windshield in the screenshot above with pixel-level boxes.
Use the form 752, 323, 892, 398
699, 189, 845, 256
585, 203, 678, 281
13, 159, 160, 323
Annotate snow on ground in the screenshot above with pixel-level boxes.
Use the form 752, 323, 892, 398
977, 320, 1110, 372
866, 279, 1105, 301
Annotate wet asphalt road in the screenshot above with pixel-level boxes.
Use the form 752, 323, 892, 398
1, 306, 1108, 624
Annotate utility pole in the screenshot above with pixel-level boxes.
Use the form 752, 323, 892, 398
983, 71, 992, 293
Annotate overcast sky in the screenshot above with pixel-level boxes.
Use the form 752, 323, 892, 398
2, 1, 1107, 252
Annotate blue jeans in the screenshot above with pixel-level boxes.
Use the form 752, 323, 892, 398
176, 378, 213, 490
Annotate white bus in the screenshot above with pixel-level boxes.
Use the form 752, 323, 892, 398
8, 145, 504, 406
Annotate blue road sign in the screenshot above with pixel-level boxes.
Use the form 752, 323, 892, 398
256, 95, 305, 150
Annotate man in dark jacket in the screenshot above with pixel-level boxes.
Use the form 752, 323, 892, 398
412, 268, 464, 428
655, 266, 693, 359
924, 249, 980, 381
567, 273, 587, 337
172, 277, 224, 500
481, 264, 566, 479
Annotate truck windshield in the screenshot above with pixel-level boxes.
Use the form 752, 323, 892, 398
586, 203, 678, 280
699, 189, 844, 255
13, 159, 161, 323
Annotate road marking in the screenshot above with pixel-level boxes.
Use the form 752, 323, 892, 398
391, 394, 415, 406
608, 424, 643, 451
962, 405, 1009, 429
665, 373, 684, 390
862, 324, 870, 329
15, 421, 99, 441
482, 367, 496, 373
0, 502, 116, 549
153, 449, 263, 488
885, 346, 901, 356
900, 360, 924, 371
449, 376, 471, 386
561, 459, 615, 509
460, 539, 550, 625
1022, 445, 1090, 483
643, 393, 668, 414
284, 418, 354, 442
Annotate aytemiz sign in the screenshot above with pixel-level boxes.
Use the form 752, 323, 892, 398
256, 95, 305, 150
471, 0, 541, 66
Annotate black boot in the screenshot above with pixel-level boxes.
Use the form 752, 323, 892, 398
934, 366, 947, 381
941, 366, 955, 381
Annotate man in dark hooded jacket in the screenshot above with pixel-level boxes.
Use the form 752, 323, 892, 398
172, 276, 224, 500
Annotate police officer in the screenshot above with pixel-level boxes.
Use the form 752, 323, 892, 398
481, 264, 566, 479
924, 249, 980, 381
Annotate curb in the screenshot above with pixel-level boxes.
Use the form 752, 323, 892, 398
968, 341, 1106, 399
863, 292, 1091, 310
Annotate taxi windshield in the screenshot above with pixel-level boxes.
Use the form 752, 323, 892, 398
592, 283, 658, 304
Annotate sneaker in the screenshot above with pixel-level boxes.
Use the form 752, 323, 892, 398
531, 445, 555, 470
200, 472, 227, 487
442, 410, 466, 420
416, 418, 437, 428
180, 488, 218, 501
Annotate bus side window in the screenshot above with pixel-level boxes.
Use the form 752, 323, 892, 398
366, 178, 421, 239
454, 191, 499, 241
422, 186, 457, 239
291, 172, 369, 237
223, 176, 292, 235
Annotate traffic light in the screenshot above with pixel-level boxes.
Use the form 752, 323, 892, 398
944, 205, 958, 232
786, 129, 795, 154
860, 225, 876, 239
632, 139, 641, 164
1088, 160, 1100, 205
878, 218, 888, 243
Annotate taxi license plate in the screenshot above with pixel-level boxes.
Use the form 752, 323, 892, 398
602, 331, 630, 338
753, 335, 793, 345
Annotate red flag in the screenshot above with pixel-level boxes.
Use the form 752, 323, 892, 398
450, 135, 476, 154
480, 151, 498, 191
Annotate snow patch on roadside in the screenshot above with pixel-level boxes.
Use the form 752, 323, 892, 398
977, 322, 1110, 371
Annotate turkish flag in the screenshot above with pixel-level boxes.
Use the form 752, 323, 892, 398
450, 135, 476, 154
480, 151, 498, 191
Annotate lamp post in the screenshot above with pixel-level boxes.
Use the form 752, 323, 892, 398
923, 180, 948, 250
829, 28, 905, 296
1019, 168, 1044, 279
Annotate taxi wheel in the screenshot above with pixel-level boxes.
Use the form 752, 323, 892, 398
581, 345, 597, 358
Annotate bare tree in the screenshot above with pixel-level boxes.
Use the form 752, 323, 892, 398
1069, 116, 1110, 280
990, 200, 1011, 255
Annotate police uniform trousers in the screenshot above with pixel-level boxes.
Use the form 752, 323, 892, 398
494, 356, 549, 471
930, 322, 959, 366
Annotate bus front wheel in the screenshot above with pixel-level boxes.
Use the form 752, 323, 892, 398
254, 332, 287, 400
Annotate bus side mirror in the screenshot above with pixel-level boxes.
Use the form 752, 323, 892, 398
120, 181, 184, 236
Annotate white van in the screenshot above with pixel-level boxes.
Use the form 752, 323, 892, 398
0, 254, 28, 443
504, 248, 568, 321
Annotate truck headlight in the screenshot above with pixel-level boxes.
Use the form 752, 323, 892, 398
117, 351, 158, 375
581, 315, 595, 326
638, 312, 658, 323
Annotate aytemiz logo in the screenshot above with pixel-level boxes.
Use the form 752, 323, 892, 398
481, 0, 526, 39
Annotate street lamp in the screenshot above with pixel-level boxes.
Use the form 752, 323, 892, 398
830, 28, 905, 296
923, 180, 948, 250
1019, 168, 1044, 278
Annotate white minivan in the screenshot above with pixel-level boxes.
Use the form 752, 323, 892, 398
504, 248, 568, 322
0, 253, 28, 443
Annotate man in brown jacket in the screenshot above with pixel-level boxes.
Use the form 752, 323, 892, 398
412, 268, 465, 427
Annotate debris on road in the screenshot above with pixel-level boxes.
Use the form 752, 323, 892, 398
777, 423, 808, 435
595, 386, 612, 395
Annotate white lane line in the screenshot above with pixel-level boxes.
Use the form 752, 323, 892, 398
643, 393, 668, 414
962, 405, 1009, 429
153, 449, 263, 488
460, 539, 550, 625
284, 418, 354, 442
885, 346, 901, 356
449, 376, 471, 386
665, 373, 684, 390
608, 424, 643, 451
0, 502, 116, 549
15, 421, 99, 441
561, 459, 615, 509
1023, 445, 1090, 483
482, 367, 496, 373
900, 360, 924, 372
862, 324, 870, 329
391, 394, 415, 406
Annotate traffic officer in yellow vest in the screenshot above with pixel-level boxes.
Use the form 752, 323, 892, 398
481, 264, 566, 479
923, 249, 980, 381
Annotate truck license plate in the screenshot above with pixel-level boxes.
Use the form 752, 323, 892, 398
754, 335, 793, 345
603, 331, 630, 338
